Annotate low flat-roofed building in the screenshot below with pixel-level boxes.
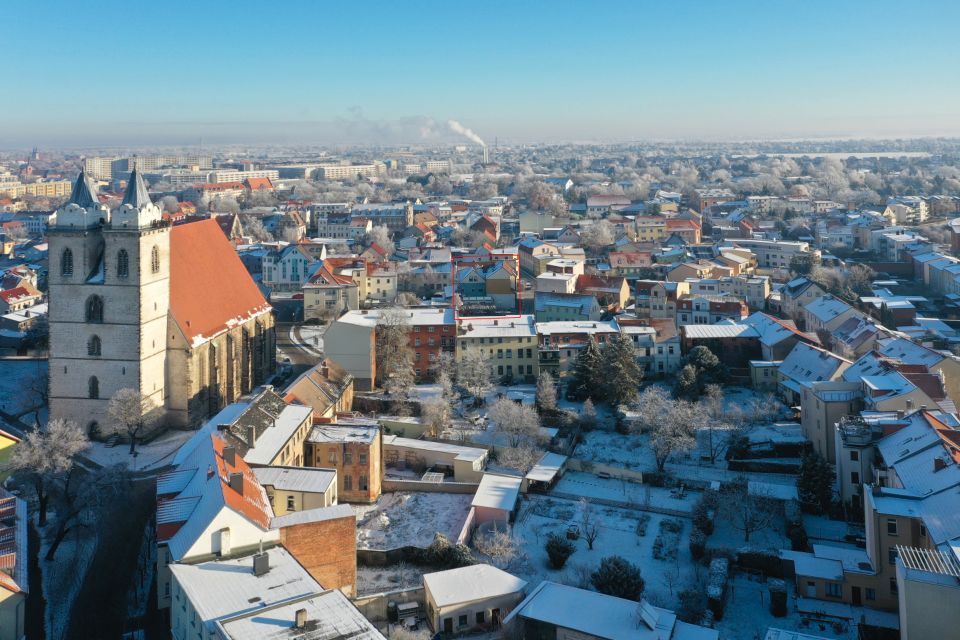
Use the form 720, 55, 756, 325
423, 564, 527, 633
382, 435, 487, 482
472, 473, 523, 527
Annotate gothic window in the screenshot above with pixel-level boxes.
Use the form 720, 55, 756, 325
85, 296, 104, 323
61, 248, 74, 277
87, 335, 101, 356
88, 376, 99, 399
117, 249, 129, 278
151, 246, 160, 274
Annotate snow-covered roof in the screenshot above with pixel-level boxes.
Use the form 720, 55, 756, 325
779, 342, 850, 384
458, 315, 537, 339
472, 473, 522, 511
535, 320, 619, 336
270, 503, 353, 529
252, 466, 336, 494
504, 581, 714, 640
171, 547, 321, 636
335, 307, 455, 328
308, 423, 379, 444
780, 550, 843, 581
216, 588, 385, 639
525, 452, 567, 483
682, 324, 758, 339
382, 435, 487, 461
803, 295, 854, 323
423, 563, 527, 608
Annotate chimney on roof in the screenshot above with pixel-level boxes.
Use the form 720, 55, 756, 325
295, 608, 308, 629
246, 425, 257, 448
920, 405, 928, 412
223, 445, 236, 467
229, 472, 244, 495
253, 551, 269, 576
206, 465, 214, 480
896, 410, 904, 419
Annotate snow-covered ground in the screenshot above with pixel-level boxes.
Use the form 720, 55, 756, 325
554, 471, 696, 514
354, 492, 472, 550
509, 495, 697, 609
356, 563, 425, 596
293, 325, 324, 356
40, 516, 97, 640
85, 428, 194, 471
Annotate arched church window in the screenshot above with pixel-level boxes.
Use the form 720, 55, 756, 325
85, 296, 104, 323
88, 376, 99, 399
61, 248, 74, 277
117, 249, 129, 278
87, 335, 101, 356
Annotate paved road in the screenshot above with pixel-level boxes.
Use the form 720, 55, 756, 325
275, 322, 323, 384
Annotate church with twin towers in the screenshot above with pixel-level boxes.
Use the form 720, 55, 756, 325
47, 169, 276, 433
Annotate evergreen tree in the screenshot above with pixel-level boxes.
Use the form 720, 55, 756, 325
601, 333, 643, 406
797, 452, 835, 514
591, 556, 645, 601
569, 337, 604, 401
673, 364, 701, 400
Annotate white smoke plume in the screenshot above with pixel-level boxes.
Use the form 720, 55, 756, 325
447, 119, 486, 147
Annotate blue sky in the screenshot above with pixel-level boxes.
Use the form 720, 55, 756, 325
4, 0, 960, 147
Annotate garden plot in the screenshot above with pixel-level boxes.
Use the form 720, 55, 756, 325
509, 495, 698, 610
554, 471, 696, 514
354, 492, 472, 550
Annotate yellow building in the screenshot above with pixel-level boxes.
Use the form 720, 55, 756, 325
456, 315, 539, 383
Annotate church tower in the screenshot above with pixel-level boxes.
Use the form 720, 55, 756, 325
48, 169, 171, 432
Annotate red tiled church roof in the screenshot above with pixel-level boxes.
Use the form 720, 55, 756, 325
170, 219, 271, 346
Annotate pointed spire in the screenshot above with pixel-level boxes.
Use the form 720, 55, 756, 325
68, 170, 100, 208
122, 167, 151, 208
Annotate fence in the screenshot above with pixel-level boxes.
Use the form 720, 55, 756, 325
565, 458, 644, 483
381, 479, 480, 494
357, 546, 423, 567
548, 490, 690, 519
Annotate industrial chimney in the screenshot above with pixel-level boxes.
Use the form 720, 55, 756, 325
482, 146, 489, 165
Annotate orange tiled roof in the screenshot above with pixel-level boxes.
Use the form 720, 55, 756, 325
170, 219, 271, 345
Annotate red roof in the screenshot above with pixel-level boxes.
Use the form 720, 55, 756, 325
244, 177, 273, 191
170, 219, 271, 345
0, 286, 38, 304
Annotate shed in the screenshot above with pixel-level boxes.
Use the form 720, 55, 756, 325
423, 564, 527, 633
471, 473, 523, 527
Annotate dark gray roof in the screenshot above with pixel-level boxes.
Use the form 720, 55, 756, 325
68, 170, 100, 208
121, 168, 152, 208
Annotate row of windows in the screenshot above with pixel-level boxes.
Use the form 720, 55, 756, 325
60, 246, 160, 278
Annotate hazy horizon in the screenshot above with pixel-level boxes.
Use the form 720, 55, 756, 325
5, 0, 960, 148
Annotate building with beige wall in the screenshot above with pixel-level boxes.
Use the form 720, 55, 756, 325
253, 466, 337, 516
424, 564, 527, 634
306, 421, 382, 503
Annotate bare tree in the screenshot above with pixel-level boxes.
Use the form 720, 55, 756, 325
19, 369, 48, 429
720, 479, 778, 543
580, 219, 616, 252
631, 386, 673, 433
579, 498, 602, 550
106, 388, 159, 455
649, 402, 696, 472
45, 464, 131, 560
497, 445, 544, 474
421, 398, 450, 437
488, 398, 541, 448
456, 346, 493, 405
241, 215, 274, 242
366, 225, 395, 256
10, 418, 89, 526
375, 308, 416, 413
536, 371, 557, 412
473, 523, 522, 570
397, 292, 420, 307
160, 195, 180, 213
